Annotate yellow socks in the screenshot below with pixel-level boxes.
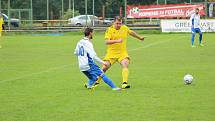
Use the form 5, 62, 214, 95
122, 68, 129, 83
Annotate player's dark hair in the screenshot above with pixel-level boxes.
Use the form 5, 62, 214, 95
196, 8, 199, 11
114, 16, 123, 22
84, 27, 93, 37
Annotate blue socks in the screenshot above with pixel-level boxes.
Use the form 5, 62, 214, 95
199, 33, 202, 44
101, 74, 117, 88
192, 33, 195, 45
191, 33, 202, 45
87, 74, 117, 89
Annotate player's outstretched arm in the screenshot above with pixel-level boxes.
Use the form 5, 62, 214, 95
93, 55, 110, 68
105, 38, 122, 45
129, 30, 145, 41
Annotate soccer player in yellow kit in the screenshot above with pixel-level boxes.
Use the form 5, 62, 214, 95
95, 16, 145, 89
0, 13, 4, 48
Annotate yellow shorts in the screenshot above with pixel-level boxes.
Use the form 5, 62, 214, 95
104, 53, 130, 65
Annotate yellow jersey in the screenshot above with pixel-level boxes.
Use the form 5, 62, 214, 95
0, 17, 4, 32
104, 25, 132, 58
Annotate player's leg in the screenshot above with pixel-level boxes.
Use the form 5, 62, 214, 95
82, 71, 96, 89
91, 65, 120, 90
83, 60, 111, 88
199, 32, 203, 46
197, 29, 203, 46
100, 74, 120, 90
120, 58, 130, 89
87, 79, 95, 89
102, 60, 111, 72
93, 59, 116, 87
92, 61, 110, 87
191, 28, 196, 47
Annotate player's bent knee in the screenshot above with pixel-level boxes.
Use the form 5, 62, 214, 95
102, 65, 109, 72
121, 59, 129, 68
102, 61, 111, 72
121, 61, 129, 68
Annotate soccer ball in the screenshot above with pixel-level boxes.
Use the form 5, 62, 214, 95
132, 7, 139, 14
184, 74, 193, 84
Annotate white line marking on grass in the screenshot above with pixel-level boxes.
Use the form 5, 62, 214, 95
0, 38, 172, 84
0, 64, 75, 84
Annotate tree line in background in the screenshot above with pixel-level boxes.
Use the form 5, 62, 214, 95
0, 0, 205, 20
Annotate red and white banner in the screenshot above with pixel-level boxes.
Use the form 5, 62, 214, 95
127, 4, 205, 18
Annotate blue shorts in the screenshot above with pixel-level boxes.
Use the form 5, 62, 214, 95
82, 64, 103, 82
192, 28, 202, 34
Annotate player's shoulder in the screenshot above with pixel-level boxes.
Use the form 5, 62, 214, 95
105, 26, 116, 34
121, 25, 129, 28
121, 25, 130, 30
106, 25, 129, 31
78, 38, 88, 44
190, 13, 195, 17
106, 25, 114, 31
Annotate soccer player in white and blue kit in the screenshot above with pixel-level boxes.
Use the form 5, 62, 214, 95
190, 8, 203, 47
74, 28, 120, 90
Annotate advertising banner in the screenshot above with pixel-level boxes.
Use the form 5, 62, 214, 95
161, 19, 215, 32
127, 4, 205, 18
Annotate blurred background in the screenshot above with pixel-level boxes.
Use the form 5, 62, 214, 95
0, 0, 214, 31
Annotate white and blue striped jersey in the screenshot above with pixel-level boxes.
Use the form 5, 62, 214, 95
190, 13, 200, 29
74, 37, 105, 71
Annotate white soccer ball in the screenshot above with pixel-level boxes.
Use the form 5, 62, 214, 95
184, 74, 193, 84
132, 7, 139, 14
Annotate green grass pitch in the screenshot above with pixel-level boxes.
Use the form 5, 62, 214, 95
0, 32, 215, 121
